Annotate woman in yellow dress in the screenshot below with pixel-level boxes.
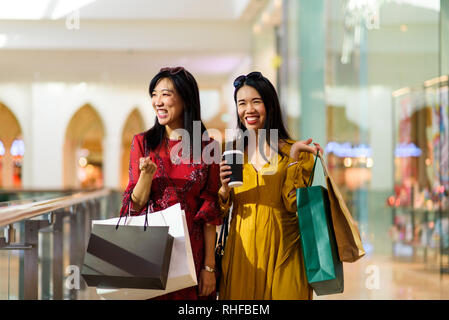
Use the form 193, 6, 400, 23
218, 71, 322, 300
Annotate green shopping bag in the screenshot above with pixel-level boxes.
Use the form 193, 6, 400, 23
296, 153, 344, 296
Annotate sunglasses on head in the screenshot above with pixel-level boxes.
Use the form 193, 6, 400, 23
160, 66, 188, 77
233, 71, 263, 88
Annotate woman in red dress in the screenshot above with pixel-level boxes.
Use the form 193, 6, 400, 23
120, 67, 222, 300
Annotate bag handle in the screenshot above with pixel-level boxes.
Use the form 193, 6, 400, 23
115, 199, 168, 231
218, 215, 229, 246
306, 151, 328, 187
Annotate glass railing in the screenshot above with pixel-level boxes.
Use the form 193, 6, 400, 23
0, 188, 123, 300
0, 190, 75, 208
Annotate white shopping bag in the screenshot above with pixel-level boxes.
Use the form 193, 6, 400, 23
92, 203, 197, 300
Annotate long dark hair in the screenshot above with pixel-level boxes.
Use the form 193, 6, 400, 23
145, 67, 207, 152
232, 71, 292, 154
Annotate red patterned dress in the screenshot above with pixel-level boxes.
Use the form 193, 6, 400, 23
120, 132, 222, 300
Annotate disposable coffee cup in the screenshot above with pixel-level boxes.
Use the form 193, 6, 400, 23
223, 150, 244, 188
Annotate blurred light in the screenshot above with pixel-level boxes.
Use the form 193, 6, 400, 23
10, 140, 25, 156
344, 157, 352, 168
79, 157, 88, 167
86, 164, 95, 175
51, 0, 96, 19
0, 0, 51, 19
274, 0, 282, 8
425, 158, 432, 166
0, 34, 7, 47
253, 24, 262, 34
428, 221, 435, 229
388, 196, 395, 206
271, 55, 282, 69
400, 24, 408, 32
0, 141, 5, 156
392, 87, 411, 97
79, 148, 90, 157
325, 142, 372, 158
424, 75, 449, 87
395, 143, 422, 157
262, 12, 270, 24
366, 157, 374, 168
221, 114, 230, 123
76, 82, 87, 91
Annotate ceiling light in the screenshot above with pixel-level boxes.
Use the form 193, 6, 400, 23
0, 0, 50, 19
0, 34, 7, 48
51, 0, 96, 19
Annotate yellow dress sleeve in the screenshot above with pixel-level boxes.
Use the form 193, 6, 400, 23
218, 189, 234, 218
282, 151, 315, 213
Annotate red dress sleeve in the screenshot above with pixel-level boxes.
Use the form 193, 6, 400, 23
193, 139, 223, 226
119, 134, 147, 218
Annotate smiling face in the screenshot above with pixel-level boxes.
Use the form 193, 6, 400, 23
151, 77, 184, 129
236, 85, 266, 131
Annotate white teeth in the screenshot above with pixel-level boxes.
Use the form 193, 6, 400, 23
246, 117, 259, 122
157, 110, 168, 115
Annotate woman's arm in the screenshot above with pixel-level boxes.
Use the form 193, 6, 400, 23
131, 158, 156, 211
120, 135, 155, 217
199, 223, 217, 296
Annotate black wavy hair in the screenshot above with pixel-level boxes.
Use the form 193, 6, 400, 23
145, 67, 207, 152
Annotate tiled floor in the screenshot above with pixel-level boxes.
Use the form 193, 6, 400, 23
314, 254, 449, 300
2, 253, 449, 299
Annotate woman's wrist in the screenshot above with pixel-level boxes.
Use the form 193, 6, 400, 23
140, 170, 155, 180
218, 187, 230, 202
290, 146, 300, 161
131, 192, 145, 210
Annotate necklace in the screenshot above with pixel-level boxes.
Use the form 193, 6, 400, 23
164, 136, 182, 165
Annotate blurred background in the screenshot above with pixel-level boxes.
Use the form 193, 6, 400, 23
0, 0, 449, 300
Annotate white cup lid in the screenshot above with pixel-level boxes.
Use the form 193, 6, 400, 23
223, 150, 244, 156
228, 181, 243, 187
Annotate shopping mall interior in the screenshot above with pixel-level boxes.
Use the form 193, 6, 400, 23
0, 0, 449, 300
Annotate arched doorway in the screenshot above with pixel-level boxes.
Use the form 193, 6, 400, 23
120, 108, 145, 190
0, 102, 24, 189
64, 104, 105, 189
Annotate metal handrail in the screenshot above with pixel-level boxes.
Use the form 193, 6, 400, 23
0, 188, 111, 227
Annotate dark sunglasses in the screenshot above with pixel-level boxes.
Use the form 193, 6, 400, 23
233, 71, 263, 88
160, 66, 188, 77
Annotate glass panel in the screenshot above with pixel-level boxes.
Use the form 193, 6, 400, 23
323, 0, 440, 260
0, 191, 122, 300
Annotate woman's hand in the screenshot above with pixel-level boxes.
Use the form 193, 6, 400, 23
139, 157, 157, 177
218, 160, 232, 202
198, 269, 216, 297
290, 138, 324, 161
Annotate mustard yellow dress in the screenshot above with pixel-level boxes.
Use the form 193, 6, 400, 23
218, 140, 314, 300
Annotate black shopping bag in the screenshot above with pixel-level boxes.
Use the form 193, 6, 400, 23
81, 224, 174, 290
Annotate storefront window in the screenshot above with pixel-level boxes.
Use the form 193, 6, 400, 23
285, 0, 446, 266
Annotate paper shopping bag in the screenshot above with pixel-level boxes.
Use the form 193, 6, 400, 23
297, 154, 344, 296
319, 156, 365, 262
81, 224, 173, 290
94, 203, 198, 300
